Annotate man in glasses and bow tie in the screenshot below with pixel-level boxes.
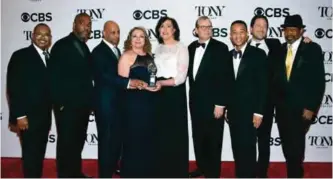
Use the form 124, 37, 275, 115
188, 16, 232, 178
227, 20, 267, 178
7, 23, 52, 178
274, 14, 325, 178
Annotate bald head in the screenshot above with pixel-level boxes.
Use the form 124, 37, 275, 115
103, 21, 120, 46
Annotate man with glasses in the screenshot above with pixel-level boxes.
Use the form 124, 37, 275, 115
188, 16, 232, 178
7, 23, 52, 178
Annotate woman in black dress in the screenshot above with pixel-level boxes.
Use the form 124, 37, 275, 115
154, 17, 189, 178
117, 26, 161, 178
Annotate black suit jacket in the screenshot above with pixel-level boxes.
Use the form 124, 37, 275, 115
7, 44, 51, 124
274, 39, 325, 113
228, 44, 268, 119
49, 33, 93, 109
188, 38, 232, 119
248, 38, 282, 83
91, 41, 129, 110
248, 38, 282, 105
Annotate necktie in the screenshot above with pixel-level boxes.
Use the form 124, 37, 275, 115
255, 43, 260, 48
233, 50, 242, 59
42, 51, 50, 66
285, 44, 293, 81
196, 42, 206, 49
113, 47, 120, 59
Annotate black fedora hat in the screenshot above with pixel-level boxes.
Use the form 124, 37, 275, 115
281, 14, 306, 28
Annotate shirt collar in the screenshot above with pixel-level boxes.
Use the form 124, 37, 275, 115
103, 39, 117, 50
33, 43, 44, 55
250, 38, 265, 46
288, 37, 302, 51
234, 43, 247, 54
198, 38, 210, 46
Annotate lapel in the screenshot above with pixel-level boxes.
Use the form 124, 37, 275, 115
289, 40, 304, 81
100, 41, 118, 61
236, 44, 250, 79
29, 44, 47, 68
188, 42, 196, 81
69, 33, 88, 58
194, 39, 213, 80
229, 50, 236, 80
281, 43, 288, 82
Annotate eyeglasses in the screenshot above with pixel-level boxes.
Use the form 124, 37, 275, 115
198, 25, 212, 30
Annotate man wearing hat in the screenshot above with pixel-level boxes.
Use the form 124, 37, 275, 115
274, 14, 325, 178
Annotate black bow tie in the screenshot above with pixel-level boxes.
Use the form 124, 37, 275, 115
196, 42, 206, 49
233, 50, 242, 59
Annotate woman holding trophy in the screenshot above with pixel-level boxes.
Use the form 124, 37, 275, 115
117, 26, 161, 177
154, 17, 190, 177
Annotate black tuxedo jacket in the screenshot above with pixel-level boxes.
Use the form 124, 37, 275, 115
188, 38, 232, 119
49, 33, 93, 109
91, 41, 128, 110
7, 44, 51, 124
274, 39, 325, 113
227, 44, 268, 119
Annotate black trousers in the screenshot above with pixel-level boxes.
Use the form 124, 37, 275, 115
191, 115, 224, 178
54, 106, 90, 178
229, 115, 257, 178
256, 102, 274, 177
95, 107, 122, 178
276, 108, 311, 178
21, 110, 51, 178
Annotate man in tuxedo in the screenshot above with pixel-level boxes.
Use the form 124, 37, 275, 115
188, 16, 232, 178
49, 13, 93, 177
7, 23, 52, 177
227, 20, 267, 178
92, 20, 129, 178
248, 15, 281, 178
274, 14, 325, 178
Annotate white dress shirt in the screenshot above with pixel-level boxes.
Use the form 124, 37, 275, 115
232, 44, 247, 79
193, 39, 210, 79
232, 44, 263, 118
249, 38, 269, 56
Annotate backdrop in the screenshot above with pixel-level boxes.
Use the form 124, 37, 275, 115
1, 0, 332, 162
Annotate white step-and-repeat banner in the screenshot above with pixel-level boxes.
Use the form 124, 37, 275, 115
1, 0, 332, 162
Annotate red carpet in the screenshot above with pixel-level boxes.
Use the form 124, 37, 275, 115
1, 158, 332, 178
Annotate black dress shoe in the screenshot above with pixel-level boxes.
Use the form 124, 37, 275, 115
115, 169, 121, 176
189, 169, 203, 178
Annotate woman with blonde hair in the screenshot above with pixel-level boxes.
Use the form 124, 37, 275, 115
117, 26, 161, 177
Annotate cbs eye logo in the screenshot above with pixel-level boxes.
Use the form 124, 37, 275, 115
254, 7, 289, 17
21, 12, 52, 22
133, 9, 167, 20
315, 28, 332, 39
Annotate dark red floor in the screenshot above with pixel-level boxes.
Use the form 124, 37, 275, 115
1, 158, 332, 178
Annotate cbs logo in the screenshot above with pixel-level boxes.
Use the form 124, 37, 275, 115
21, 12, 52, 22
133, 9, 167, 20
254, 7, 289, 17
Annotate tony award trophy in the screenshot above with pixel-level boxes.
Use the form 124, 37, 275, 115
148, 62, 157, 87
